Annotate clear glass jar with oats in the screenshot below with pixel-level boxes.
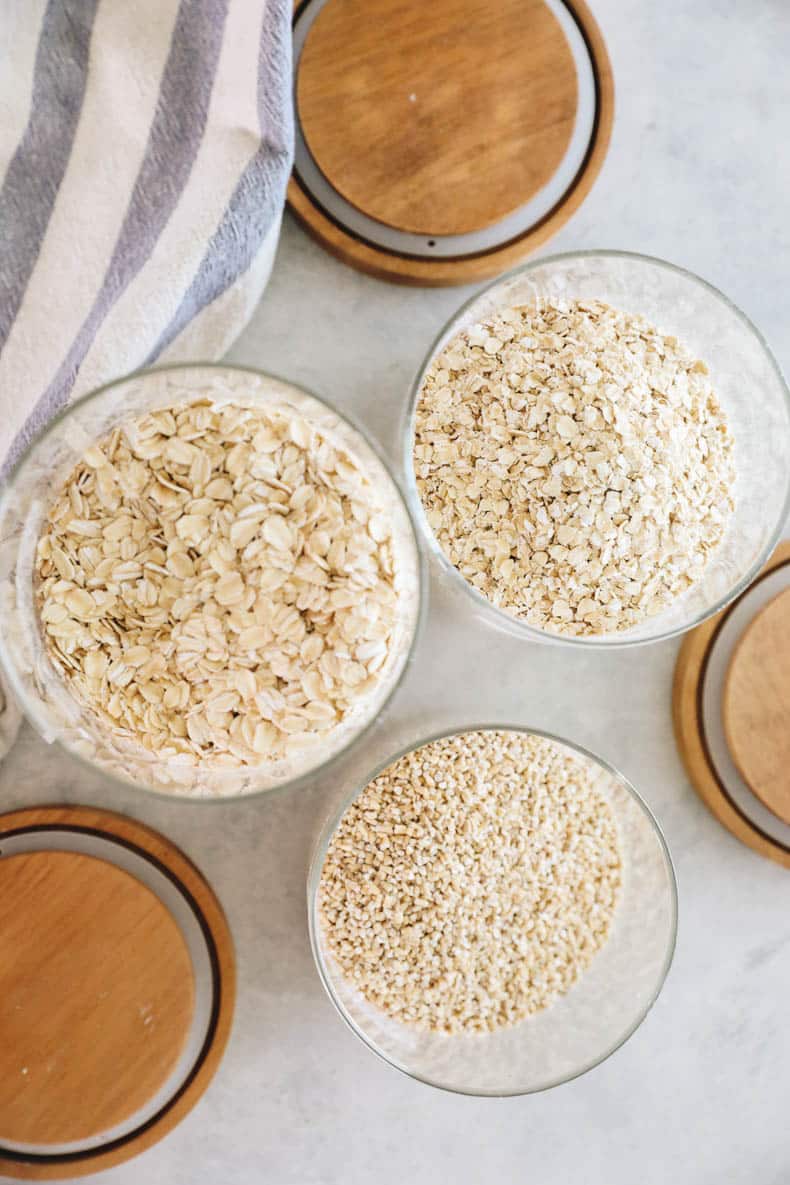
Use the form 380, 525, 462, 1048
0, 365, 423, 798
308, 723, 677, 1095
404, 251, 790, 647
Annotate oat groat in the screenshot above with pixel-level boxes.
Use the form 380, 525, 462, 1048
413, 299, 735, 635
319, 730, 623, 1034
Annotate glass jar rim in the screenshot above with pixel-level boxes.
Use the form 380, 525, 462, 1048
402, 247, 790, 649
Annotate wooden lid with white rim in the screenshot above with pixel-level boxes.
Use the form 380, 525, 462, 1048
289, 0, 614, 285
673, 543, 790, 867
0, 806, 235, 1180
723, 586, 790, 825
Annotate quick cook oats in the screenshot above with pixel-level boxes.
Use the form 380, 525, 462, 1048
413, 299, 735, 635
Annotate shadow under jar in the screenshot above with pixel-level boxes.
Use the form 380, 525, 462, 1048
308, 724, 678, 1096
0, 364, 423, 799
403, 250, 790, 647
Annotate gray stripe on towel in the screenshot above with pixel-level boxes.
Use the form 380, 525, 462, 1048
0, 0, 100, 352
143, 0, 294, 365
5, 0, 229, 476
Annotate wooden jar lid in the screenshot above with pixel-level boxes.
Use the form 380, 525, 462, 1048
673, 542, 790, 868
297, 0, 578, 238
723, 587, 790, 824
0, 852, 194, 1147
0, 806, 235, 1180
289, 0, 613, 285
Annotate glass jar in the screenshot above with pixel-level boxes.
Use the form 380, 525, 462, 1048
0, 364, 424, 799
308, 722, 677, 1095
403, 250, 790, 647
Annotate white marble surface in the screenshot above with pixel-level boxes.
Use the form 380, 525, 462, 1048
3, 1, 790, 1181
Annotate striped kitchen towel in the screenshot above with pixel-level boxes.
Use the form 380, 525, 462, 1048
0, 0, 294, 754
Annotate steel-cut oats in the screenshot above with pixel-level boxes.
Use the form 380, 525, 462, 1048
413, 299, 735, 635
34, 397, 412, 772
319, 730, 622, 1034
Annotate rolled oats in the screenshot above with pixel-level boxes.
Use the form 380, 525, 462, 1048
35, 397, 415, 776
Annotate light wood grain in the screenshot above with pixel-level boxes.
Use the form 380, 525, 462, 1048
722, 586, 790, 824
297, 0, 577, 237
0, 806, 236, 1180
673, 543, 790, 869
288, 0, 614, 285
0, 851, 194, 1145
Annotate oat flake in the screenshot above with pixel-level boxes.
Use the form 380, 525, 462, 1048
35, 398, 412, 771
413, 300, 736, 636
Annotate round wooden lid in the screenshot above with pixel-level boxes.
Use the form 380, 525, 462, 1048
289, 0, 613, 285
673, 542, 790, 869
723, 586, 790, 824
0, 851, 194, 1146
297, 0, 577, 237
0, 806, 236, 1180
